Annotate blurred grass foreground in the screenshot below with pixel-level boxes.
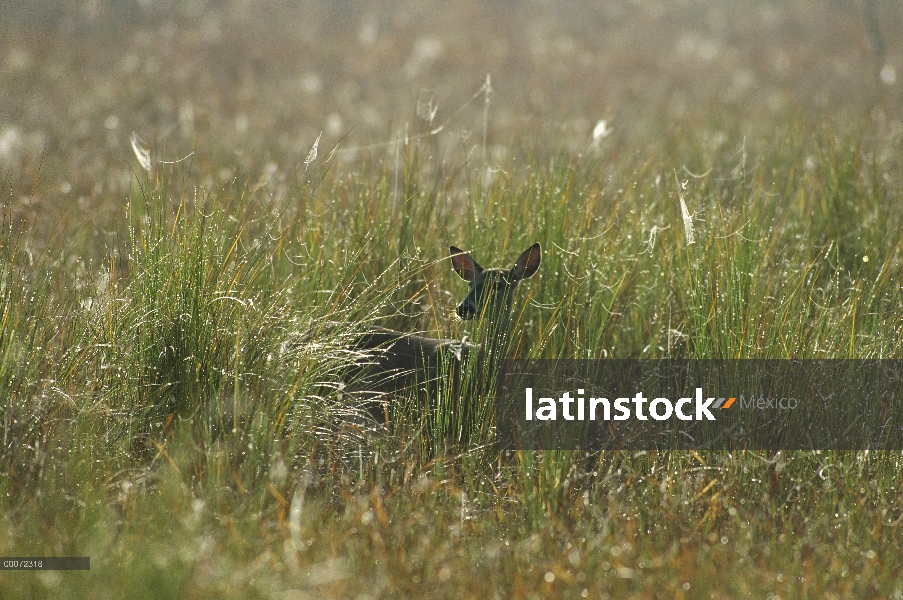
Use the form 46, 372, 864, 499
2, 0, 903, 597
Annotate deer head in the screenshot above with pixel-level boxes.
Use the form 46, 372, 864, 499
450, 243, 541, 322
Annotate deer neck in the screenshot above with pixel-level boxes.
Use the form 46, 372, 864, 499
474, 304, 513, 365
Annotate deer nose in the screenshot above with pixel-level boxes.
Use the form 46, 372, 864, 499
456, 300, 476, 320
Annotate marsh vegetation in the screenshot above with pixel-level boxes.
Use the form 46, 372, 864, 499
2, 1, 903, 597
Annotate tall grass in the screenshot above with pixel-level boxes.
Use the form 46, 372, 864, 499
2, 116, 903, 598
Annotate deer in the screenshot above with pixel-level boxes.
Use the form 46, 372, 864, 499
348, 243, 542, 423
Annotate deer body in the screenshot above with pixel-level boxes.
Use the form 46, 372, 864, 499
349, 243, 541, 421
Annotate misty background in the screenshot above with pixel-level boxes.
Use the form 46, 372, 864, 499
1, 0, 901, 205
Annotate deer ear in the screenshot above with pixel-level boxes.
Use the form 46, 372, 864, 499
450, 246, 483, 281
510, 243, 541, 281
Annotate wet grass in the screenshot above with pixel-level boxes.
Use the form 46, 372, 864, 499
1, 112, 903, 598
3, 1, 903, 596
